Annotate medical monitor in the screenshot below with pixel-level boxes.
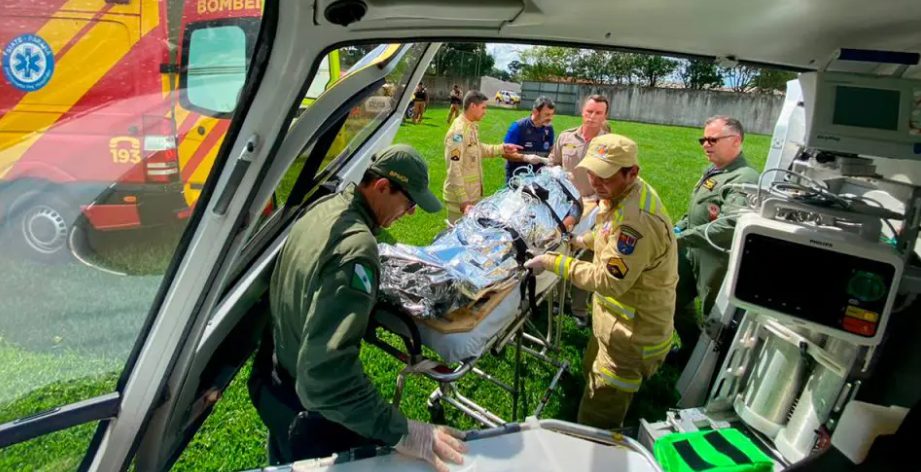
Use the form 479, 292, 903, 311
726, 214, 902, 346
803, 71, 921, 160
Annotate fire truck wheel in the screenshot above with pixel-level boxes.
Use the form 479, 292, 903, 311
5, 191, 80, 263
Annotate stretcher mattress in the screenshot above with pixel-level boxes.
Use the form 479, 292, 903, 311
415, 210, 598, 363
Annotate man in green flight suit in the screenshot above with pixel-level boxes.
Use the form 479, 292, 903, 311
672, 116, 759, 367
249, 144, 467, 472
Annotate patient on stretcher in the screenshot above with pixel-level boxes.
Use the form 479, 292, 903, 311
378, 166, 583, 320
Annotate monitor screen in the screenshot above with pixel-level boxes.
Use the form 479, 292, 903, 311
734, 233, 895, 339
832, 85, 901, 131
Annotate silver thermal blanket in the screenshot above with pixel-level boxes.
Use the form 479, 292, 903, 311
379, 166, 582, 319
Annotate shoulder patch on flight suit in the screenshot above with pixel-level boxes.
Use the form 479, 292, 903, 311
452, 133, 463, 143
703, 178, 716, 190
606, 257, 629, 279
350, 262, 374, 294
616, 225, 643, 255
708, 202, 720, 221
450, 149, 461, 161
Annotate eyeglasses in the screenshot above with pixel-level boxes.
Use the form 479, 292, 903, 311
698, 135, 738, 145
386, 178, 416, 211
370, 171, 416, 211
397, 187, 416, 212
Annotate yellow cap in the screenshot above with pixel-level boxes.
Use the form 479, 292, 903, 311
576, 134, 639, 179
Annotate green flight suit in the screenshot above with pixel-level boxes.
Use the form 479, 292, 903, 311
673, 154, 758, 360
263, 183, 408, 460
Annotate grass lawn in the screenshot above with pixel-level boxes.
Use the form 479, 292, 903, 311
1, 105, 769, 470
171, 105, 770, 470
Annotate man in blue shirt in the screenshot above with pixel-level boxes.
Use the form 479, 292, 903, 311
504, 96, 556, 183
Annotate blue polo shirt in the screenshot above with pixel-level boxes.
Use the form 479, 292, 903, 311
504, 117, 554, 182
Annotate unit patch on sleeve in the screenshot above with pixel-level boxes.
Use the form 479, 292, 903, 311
606, 257, 629, 279
450, 149, 461, 161
615, 225, 643, 255
452, 133, 463, 143
350, 262, 374, 295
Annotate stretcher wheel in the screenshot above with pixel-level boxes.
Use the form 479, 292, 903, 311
428, 400, 446, 424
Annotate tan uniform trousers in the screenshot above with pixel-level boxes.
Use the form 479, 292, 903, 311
577, 301, 670, 429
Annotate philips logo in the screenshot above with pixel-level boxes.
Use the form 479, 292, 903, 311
816, 135, 841, 142
809, 239, 833, 248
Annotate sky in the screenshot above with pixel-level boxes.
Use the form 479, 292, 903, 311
487, 43, 524, 71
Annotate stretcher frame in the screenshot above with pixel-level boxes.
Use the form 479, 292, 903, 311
365, 252, 574, 428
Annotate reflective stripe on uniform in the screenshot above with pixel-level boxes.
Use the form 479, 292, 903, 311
640, 181, 671, 220
598, 366, 642, 392
552, 254, 574, 280
463, 175, 479, 183
640, 184, 652, 214
642, 331, 678, 359
594, 294, 636, 320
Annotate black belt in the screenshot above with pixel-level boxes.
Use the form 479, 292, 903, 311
267, 354, 306, 414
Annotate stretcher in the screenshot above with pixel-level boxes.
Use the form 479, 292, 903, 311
264, 417, 663, 472
365, 212, 598, 427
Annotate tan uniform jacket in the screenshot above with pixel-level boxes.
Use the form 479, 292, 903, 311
548, 178, 678, 352
443, 115, 502, 215
548, 125, 610, 200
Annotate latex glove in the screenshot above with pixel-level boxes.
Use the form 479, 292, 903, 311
522, 154, 546, 165
524, 254, 554, 275
673, 226, 682, 235
395, 420, 467, 472
571, 234, 587, 250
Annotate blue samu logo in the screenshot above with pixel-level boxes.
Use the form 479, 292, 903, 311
3, 34, 55, 92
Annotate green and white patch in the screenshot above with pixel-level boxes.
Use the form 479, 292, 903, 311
350, 262, 374, 294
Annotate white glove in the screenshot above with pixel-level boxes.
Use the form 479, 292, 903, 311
523, 154, 546, 165
524, 254, 553, 275
395, 420, 467, 472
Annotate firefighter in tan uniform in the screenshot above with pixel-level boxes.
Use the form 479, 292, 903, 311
526, 134, 679, 428
444, 90, 524, 222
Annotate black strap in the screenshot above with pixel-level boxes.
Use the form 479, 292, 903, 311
520, 184, 568, 234
672, 439, 716, 471
519, 270, 538, 318
704, 431, 752, 465
476, 217, 529, 266
370, 301, 423, 358
556, 179, 583, 219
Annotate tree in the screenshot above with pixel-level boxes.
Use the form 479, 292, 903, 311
681, 59, 722, 90
572, 49, 621, 85
753, 68, 797, 93
518, 46, 572, 81
609, 53, 640, 85
430, 43, 495, 77
489, 67, 512, 81
634, 55, 679, 88
720, 65, 759, 93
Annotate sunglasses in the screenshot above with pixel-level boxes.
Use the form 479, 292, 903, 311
382, 176, 416, 211
698, 135, 738, 145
